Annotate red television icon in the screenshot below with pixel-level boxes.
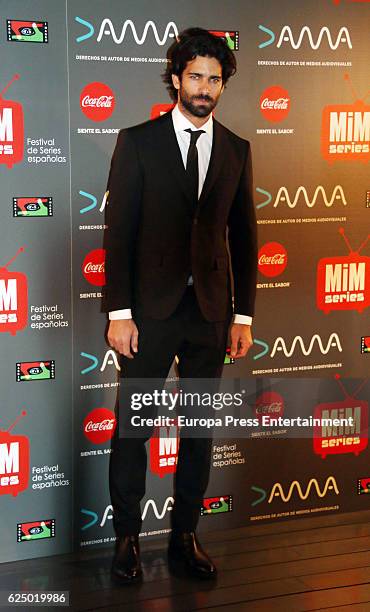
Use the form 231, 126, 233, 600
150, 421, 179, 477
317, 228, 370, 314
150, 103, 175, 120
313, 377, 368, 458
0, 410, 29, 496
0, 74, 24, 168
0, 247, 28, 335
321, 74, 370, 164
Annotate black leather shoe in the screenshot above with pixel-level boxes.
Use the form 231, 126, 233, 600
111, 535, 143, 585
168, 531, 217, 579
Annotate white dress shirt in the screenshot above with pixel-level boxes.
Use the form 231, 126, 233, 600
109, 104, 252, 326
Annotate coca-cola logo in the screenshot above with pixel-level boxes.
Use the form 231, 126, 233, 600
82, 248, 106, 286
258, 242, 288, 277
83, 408, 116, 444
260, 85, 290, 123
80, 82, 115, 122
255, 391, 284, 423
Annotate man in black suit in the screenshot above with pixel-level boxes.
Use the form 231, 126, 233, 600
102, 28, 257, 584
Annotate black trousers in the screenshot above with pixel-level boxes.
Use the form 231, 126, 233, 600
109, 285, 231, 536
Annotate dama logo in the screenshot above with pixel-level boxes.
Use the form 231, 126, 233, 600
260, 86, 290, 123
258, 25, 352, 50
80, 83, 115, 122
201, 495, 233, 516
82, 497, 174, 530
357, 478, 370, 495
258, 242, 287, 277
83, 408, 116, 444
313, 378, 368, 457
251, 476, 339, 506
79, 190, 108, 214
150, 422, 179, 477
150, 104, 175, 120
317, 228, 370, 313
17, 519, 55, 542
82, 249, 105, 286
255, 391, 284, 422
81, 505, 113, 530
0, 410, 29, 496
142, 496, 174, 520
7, 20, 48, 43
80, 349, 121, 374
0, 75, 24, 168
322, 74, 370, 163
253, 332, 343, 360
75, 17, 178, 45
208, 30, 239, 50
0, 247, 28, 335
13, 197, 53, 217
256, 185, 347, 210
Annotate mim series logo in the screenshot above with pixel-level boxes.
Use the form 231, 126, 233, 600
258, 25, 352, 50
150, 422, 179, 477
75, 17, 178, 45
316, 228, 370, 313
0, 75, 24, 168
322, 74, 370, 163
253, 332, 342, 360
256, 185, 347, 210
313, 378, 368, 457
0, 247, 28, 335
251, 476, 339, 506
0, 411, 29, 497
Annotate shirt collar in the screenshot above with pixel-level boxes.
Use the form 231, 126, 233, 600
172, 103, 213, 138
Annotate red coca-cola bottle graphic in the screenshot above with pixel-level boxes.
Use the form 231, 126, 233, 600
0, 74, 24, 168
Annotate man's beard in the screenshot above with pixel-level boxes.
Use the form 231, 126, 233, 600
179, 86, 219, 118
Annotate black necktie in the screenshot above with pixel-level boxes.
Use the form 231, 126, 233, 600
185, 128, 205, 203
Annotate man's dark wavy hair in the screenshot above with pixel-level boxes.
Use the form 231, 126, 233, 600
163, 27, 237, 101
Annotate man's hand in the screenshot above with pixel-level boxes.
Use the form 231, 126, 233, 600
107, 319, 139, 358
230, 323, 253, 359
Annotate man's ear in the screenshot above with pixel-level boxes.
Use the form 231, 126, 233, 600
172, 74, 180, 91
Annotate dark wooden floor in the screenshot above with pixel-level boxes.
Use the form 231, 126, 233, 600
1, 510, 370, 611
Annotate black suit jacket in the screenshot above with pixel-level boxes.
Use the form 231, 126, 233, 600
101, 111, 257, 322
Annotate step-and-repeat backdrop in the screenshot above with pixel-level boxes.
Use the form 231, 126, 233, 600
1, 0, 369, 562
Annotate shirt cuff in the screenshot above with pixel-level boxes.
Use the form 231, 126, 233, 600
109, 309, 132, 320
233, 314, 253, 325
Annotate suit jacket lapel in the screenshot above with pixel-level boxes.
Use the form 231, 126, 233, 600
156, 112, 195, 209
198, 118, 227, 208
156, 112, 227, 212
